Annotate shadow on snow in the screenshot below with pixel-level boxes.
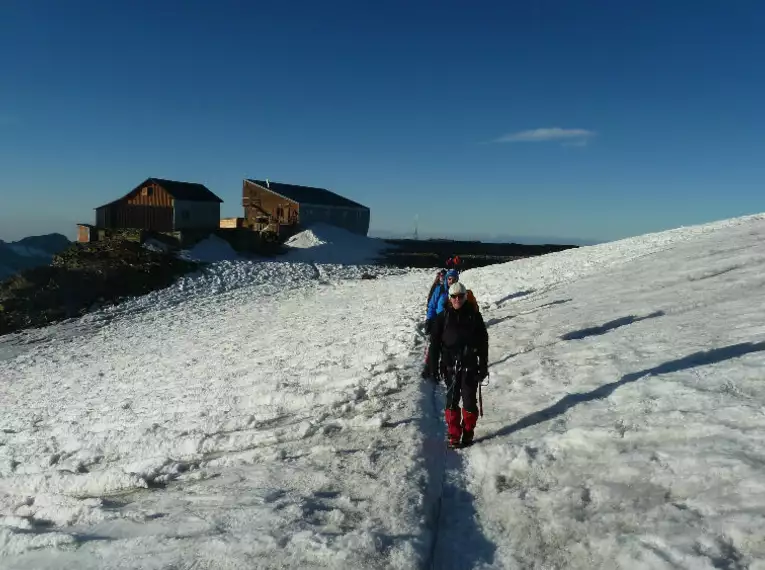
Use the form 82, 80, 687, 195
476, 341, 765, 444
494, 289, 535, 307
561, 311, 665, 341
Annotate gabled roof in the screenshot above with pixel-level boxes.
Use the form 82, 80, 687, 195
148, 178, 223, 202
96, 177, 223, 209
247, 179, 367, 209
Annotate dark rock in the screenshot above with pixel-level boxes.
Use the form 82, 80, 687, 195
0, 239, 200, 336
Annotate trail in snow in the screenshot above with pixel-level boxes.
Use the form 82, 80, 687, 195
425, 383, 496, 570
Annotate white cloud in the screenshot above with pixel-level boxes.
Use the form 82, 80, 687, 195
495, 127, 595, 143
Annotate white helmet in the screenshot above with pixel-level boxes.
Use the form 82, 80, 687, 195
448, 282, 467, 296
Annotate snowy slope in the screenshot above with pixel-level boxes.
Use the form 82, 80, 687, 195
449, 212, 765, 569
2, 213, 765, 569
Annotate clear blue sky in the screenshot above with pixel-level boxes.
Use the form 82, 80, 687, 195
1, 0, 764, 244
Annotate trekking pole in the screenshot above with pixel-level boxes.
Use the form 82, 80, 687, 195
478, 370, 489, 417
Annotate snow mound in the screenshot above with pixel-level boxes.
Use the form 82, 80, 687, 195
142, 238, 170, 253
284, 223, 389, 265
182, 235, 242, 263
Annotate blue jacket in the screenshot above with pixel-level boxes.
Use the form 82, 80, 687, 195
427, 270, 459, 320
427, 282, 449, 321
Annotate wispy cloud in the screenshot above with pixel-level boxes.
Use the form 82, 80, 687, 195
494, 127, 595, 144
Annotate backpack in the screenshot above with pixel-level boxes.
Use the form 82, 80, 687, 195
466, 289, 480, 312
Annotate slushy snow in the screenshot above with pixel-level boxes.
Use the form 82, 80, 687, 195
2, 213, 765, 569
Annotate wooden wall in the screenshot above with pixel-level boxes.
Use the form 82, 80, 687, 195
125, 182, 174, 207
242, 181, 299, 226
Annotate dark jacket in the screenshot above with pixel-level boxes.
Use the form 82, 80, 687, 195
429, 301, 488, 377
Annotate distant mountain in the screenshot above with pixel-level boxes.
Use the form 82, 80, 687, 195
0, 233, 72, 281
369, 230, 599, 247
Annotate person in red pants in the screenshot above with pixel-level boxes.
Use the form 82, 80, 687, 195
428, 281, 489, 448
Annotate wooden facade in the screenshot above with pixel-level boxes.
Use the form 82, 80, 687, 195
242, 179, 369, 236
220, 217, 245, 229
93, 178, 221, 234
242, 180, 299, 228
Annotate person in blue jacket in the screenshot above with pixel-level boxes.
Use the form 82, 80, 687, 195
427, 269, 459, 325
422, 269, 460, 378
426, 269, 447, 308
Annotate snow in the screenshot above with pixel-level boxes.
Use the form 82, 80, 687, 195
2, 212, 765, 568
284, 223, 391, 264
141, 238, 170, 253
181, 234, 243, 262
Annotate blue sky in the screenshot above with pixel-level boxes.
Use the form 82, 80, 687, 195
1, 0, 764, 244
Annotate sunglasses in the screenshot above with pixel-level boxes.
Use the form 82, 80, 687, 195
450, 293, 465, 299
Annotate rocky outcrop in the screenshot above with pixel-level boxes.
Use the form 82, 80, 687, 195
0, 233, 71, 280
0, 239, 200, 336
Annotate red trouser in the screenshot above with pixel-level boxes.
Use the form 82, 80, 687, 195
443, 365, 479, 442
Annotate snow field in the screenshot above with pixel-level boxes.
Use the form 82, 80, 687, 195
458, 215, 765, 569
0, 257, 437, 569
3, 214, 765, 568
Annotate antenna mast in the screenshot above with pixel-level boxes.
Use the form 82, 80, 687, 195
413, 214, 419, 240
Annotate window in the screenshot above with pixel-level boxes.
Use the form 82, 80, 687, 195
141, 186, 153, 197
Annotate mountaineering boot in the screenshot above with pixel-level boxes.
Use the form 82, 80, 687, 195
445, 408, 462, 448
461, 409, 478, 447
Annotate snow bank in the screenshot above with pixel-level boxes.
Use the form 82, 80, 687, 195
284, 223, 390, 265
461, 212, 765, 309
0, 261, 431, 568
446, 212, 765, 569
182, 235, 242, 263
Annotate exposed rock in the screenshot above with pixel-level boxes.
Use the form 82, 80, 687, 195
0, 239, 200, 336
